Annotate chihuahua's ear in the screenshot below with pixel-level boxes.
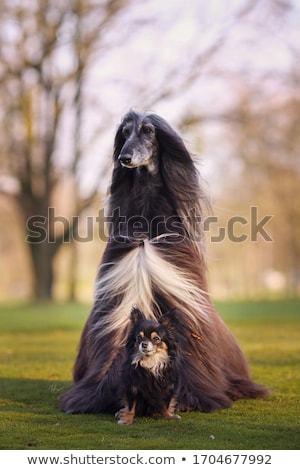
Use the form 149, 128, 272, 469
130, 307, 145, 324
159, 309, 189, 354
159, 308, 181, 328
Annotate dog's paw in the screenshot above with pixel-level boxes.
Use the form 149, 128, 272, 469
163, 412, 181, 420
116, 407, 134, 425
117, 418, 133, 425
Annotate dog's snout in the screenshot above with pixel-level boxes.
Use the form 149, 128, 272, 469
141, 341, 148, 349
118, 154, 132, 166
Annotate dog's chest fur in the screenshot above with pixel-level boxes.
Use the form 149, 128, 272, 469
131, 349, 169, 377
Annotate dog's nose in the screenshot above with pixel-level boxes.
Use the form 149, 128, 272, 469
118, 155, 132, 166
141, 342, 148, 349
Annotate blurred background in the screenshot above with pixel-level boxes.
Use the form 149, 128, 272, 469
0, 0, 299, 302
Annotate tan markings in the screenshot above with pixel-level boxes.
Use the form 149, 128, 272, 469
162, 398, 181, 420
159, 342, 168, 351
150, 332, 159, 340
117, 403, 136, 425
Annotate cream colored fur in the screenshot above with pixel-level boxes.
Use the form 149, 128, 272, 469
92, 238, 209, 343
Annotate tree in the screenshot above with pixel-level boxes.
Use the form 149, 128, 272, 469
0, 0, 128, 299
231, 88, 300, 295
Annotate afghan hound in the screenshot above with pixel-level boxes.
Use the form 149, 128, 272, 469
60, 110, 270, 414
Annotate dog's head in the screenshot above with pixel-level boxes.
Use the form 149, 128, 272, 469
114, 111, 159, 172
134, 321, 168, 358
127, 308, 179, 374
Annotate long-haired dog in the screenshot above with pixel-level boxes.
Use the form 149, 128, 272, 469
60, 110, 270, 414
116, 307, 181, 425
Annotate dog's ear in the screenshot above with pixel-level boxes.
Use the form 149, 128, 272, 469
159, 309, 187, 356
126, 308, 145, 351
159, 308, 180, 328
130, 307, 145, 325
113, 122, 126, 163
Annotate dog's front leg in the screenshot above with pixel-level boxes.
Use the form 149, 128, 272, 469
162, 397, 181, 420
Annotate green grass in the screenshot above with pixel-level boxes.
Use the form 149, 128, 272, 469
0, 299, 299, 450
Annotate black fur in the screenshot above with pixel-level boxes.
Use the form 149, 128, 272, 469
60, 110, 270, 415
116, 308, 181, 424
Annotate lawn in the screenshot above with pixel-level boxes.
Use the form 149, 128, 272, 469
0, 299, 299, 450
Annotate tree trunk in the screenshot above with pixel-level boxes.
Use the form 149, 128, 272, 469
29, 240, 55, 300
68, 220, 79, 302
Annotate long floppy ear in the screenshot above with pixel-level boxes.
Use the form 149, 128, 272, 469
109, 122, 129, 201
147, 114, 196, 177
147, 114, 209, 243
113, 122, 126, 164
147, 114, 193, 164
109, 112, 137, 197
113, 110, 138, 163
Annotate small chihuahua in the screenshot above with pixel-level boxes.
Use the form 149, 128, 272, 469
116, 308, 181, 424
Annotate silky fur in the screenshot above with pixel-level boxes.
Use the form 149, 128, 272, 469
60, 110, 270, 414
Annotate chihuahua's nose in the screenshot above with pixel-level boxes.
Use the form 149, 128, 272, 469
141, 342, 148, 349
118, 155, 132, 166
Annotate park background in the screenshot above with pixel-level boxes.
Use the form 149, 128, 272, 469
0, 0, 299, 451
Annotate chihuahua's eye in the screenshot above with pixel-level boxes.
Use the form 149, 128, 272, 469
153, 336, 160, 343
137, 335, 142, 343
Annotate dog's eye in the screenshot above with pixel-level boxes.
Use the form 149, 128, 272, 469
122, 127, 130, 139
142, 125, 154, 135
153, 336, 160, 343
137, 335, 143, 343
